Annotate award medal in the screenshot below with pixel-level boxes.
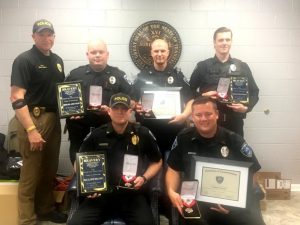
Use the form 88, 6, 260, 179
167, 76, 174, 84
122, 175, 136, 187
109, 76, 116, 84
230, 64, 237, 72
217, 78, 230, 100
182, 198, 196, 214
131, 134, 139, 145
220, 146, 229, 158
217, 92, 227, 99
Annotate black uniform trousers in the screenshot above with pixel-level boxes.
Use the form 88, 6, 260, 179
68, 190, 153, 225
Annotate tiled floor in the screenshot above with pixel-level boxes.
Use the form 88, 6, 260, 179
39, 192, 300, 225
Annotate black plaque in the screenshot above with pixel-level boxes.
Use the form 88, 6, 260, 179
56, 81, 85, 118
129, 20, 182, 70
76, 152, 108, 196
230, 76, 249, 104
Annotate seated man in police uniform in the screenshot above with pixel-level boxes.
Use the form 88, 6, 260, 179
166, 96, 265, 225
68, 93, 162, 225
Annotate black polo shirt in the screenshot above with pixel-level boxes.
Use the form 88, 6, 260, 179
11, 45, 65, 108
80, 122, 161, 187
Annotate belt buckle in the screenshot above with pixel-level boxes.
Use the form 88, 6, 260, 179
33, 107, 41, 117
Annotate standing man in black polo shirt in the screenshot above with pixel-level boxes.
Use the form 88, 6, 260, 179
65, 39, 132, 164
189, 27, 259, 136
166, 96, 265, 225
10, 19, 67, 224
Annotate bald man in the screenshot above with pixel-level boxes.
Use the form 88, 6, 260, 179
131, 39, 193, 156
65, 39, 132, 164
131, 39, 193, 220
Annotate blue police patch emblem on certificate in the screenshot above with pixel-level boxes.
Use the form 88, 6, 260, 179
240, 143, 253, 158
216, 176, 224, 184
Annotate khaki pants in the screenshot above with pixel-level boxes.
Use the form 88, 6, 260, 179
16, 113, 61, 225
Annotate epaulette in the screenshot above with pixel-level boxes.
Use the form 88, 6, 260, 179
99, 124, 108, 130
177, 127, 194, 136
107, 65, 125, 75
173, 67, 181, 74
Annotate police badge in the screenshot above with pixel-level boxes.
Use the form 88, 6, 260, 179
220, 146, 229, 158
167, 76, 174, 84
109, 76, 116, 84
131, 134, 139, 145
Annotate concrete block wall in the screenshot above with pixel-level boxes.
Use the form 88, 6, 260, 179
0, 0, 299, 181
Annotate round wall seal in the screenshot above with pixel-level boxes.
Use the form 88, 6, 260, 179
129, 20, 182, 70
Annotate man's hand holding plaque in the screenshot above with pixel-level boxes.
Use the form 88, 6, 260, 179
119, 154, 138, 189
181, 181, 201, 219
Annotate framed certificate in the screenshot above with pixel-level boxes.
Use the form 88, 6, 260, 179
76, 152, 109, 196
56, 81, 85, 118
191, 156, 252, 208
141, 87, 182, 119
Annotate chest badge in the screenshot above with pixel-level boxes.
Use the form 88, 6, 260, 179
131, 134, 139, 145
220, 146, 229, 158
229, 64, 237, 72
167, 76, 174, 84
109, 76, 116, 84
57, 63, 62, 73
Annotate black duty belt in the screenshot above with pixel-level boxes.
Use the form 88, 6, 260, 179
28, 106, 57, 117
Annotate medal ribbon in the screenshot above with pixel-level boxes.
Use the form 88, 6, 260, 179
122, 175, 136, 183
182, 198, 196, 208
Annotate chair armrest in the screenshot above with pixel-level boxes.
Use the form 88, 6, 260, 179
67, 175, 77, 192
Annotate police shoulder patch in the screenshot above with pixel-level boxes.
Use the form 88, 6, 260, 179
240, 143, 253, 158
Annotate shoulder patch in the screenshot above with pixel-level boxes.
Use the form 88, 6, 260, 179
240, 143, 253, 158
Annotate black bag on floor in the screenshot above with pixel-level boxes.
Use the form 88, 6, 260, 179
0, 133, 21, 180
0, 133, 9, 179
